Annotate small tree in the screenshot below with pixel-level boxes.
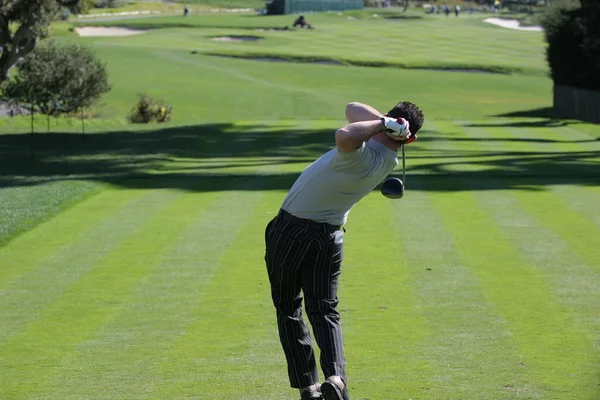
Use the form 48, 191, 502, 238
2, 41, 111, 115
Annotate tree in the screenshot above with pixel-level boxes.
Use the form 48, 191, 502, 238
541, 0, 600, 91
0, 0, 86, 84
2, 41, 110, 115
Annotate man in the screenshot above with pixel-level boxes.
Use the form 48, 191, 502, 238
293, 15, 314, 29
264, 101, 424, 400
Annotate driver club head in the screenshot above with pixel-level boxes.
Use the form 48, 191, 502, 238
381, 177, 404, 199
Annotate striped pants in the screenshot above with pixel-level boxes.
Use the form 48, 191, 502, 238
264, 210, 347, 389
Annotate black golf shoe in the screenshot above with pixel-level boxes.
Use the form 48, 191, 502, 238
320, 379, 349, 400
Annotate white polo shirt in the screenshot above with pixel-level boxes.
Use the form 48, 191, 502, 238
281, 139, 399, 226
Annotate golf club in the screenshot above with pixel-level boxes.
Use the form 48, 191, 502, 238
381, 144, 406, 199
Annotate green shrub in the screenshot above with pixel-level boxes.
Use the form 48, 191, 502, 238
127, 94, 172, 124
1, 40, 111, 115
541, 0, 600, 91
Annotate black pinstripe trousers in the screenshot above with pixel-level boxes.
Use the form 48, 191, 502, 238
264, 210, 347, 389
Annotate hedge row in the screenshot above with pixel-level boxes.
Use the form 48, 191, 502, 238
541, 0, 600, 91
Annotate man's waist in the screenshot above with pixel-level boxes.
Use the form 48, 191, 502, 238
278, 209, 343, 233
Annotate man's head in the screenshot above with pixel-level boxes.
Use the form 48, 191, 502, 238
386, 102, 424, 135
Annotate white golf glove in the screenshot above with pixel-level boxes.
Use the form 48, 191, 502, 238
381, 117, 410, 138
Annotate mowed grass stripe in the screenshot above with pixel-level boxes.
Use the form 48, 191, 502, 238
20, 119, 306, 399
36, 191, 250, 400
392, 188, 528, 399
0, 180, 102, 247
511, 190, 600, 271
0, 188, 196, 397
549, 184, 600, 228
520, 123, 600, 199
0, 186, 131, 289
0, 188, 176, 344
342, 190, 431, 398
148, 121, 320, 399
468, 188, 600, 399
430, 188, 582, 398
461, 120, 600, 397
212, 192, 290, 397
461, 120, 600, 264
153, 191, 288, 399
439, 120, 595, 398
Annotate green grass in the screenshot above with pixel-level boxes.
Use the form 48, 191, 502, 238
88, 0, 263, 11
85, 1, 235, 15
1, 9, 600, 400
70, 11, 547, 75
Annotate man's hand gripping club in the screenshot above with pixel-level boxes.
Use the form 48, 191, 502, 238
381, 116, 417, 144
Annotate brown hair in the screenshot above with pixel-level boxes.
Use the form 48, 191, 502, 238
386, 102, 424, 134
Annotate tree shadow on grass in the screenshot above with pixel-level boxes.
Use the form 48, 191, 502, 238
468, 107, 586, 128
497, 107, 556, 119
465, 120, 572, 128
0, 122, 598, 192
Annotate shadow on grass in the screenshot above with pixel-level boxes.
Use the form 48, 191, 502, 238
384, 15, 424, 20
496, 107, 556, 119
474, 106, 592, 128
466, 120, 572, 128
0, 122, 598, 192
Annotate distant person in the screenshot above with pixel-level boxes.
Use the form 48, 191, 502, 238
183, 5, 189, 16
443, 4, 450, 16
455, 5, 460, 16
293, 15, 314, 29
426, 5, 437, 14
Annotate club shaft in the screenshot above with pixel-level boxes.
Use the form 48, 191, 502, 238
402, 144, 406, 187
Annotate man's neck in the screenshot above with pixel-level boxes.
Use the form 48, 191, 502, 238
372, 132, 402, 152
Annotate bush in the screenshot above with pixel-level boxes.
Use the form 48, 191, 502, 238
541, 0, 600, 91
1, 40, 111, 115
127, 94, 172, 124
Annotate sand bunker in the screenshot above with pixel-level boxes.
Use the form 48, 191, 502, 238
484, 18, 542, 32
75, 27, 147, 37
210, 36, 263, 42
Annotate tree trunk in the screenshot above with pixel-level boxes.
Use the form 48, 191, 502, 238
0, 22, 36, 84
0, 0, 84, 84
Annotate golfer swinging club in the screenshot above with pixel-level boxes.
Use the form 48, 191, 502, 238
264, 101, 424, 400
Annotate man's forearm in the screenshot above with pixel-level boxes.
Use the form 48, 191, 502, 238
345, 102, 384, 123
335, 119, 385, 152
